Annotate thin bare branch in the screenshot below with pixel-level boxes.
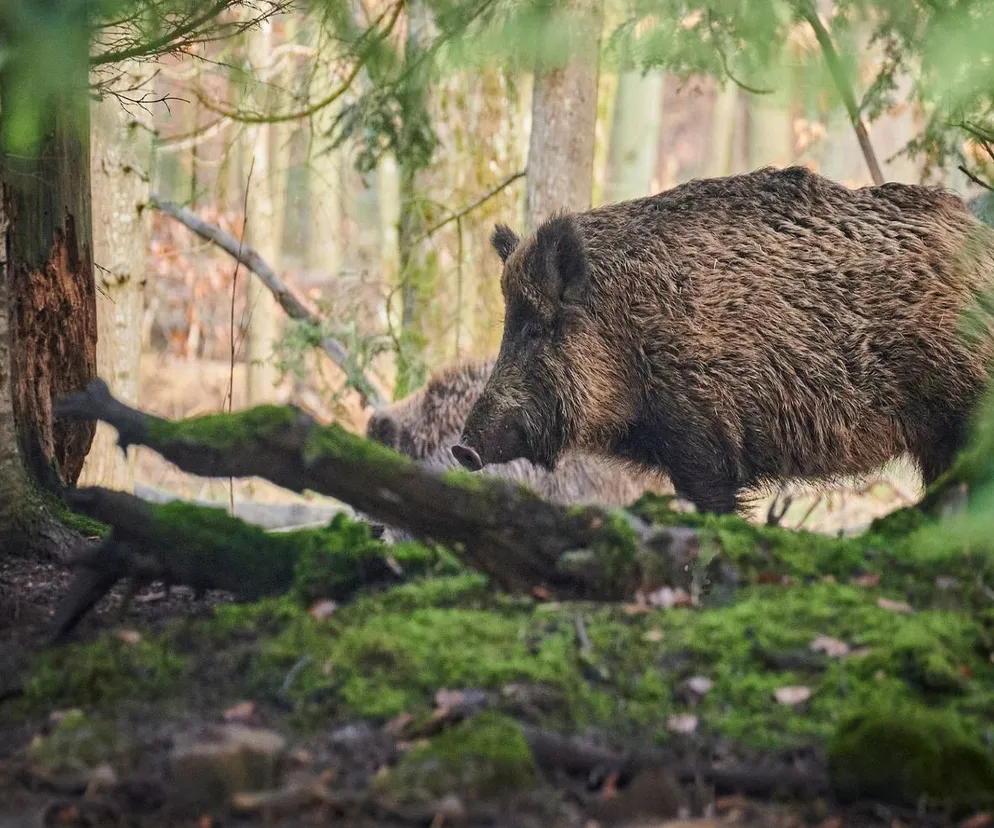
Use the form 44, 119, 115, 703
91, 1, 232, 66
801, 4, 885, 186
195, 0, 404, 124
959, 165, 994, 193
416, 170, 527, 244
148, 194, 388, 409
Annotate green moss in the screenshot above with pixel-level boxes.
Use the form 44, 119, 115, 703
147, 405, 299, 451
828, 701, 994, 808
559, 508, 643, 590
22, 635, 186, 710
301, 420, 417, 470
150, 500, 298, 598
60, 508, 110, 538
292, 516, 467, 604
29, 710, 119, 769
377, 712, 538, 802
292, 514, 391, 603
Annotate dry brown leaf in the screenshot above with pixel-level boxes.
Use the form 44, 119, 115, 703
715, 794, 751, 812
773, 685, 811, 705
666, 713, 699, 734
434, 689, 466, 713
686, 676, 713, 696
117, 629, 142, 645
852, 572, 881, 588
877, 597, 913, 614
622, 602, 651, 615
810, 635, 849, 658
384, 713, 414, 735
310, 600, 338, 620
223, 701, 256, 723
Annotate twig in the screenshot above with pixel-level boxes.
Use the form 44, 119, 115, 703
801, 5, 885, 186
194, 1, 405, 125
415, 170, 526, 244
229, 158, 254, 515
959, 165, 994, 193
90, 1, 231, 66
148, 194, 387, 409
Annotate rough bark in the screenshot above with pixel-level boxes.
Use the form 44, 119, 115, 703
0, 192, 37, 541
78, 60, 153, 492
524, 0, 604, 232
604, 69, 664, 204
0, 42, 96, 556
0, 67, 96, 491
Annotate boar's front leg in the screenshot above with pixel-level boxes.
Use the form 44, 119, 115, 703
663, 439, 741, 515
669, 471, 740, 515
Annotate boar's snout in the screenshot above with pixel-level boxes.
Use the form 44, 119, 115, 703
451, 444, 483, 471
455, 410, 532, 470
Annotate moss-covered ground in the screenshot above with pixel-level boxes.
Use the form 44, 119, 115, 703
4, 485, 994, 823
8, 390, 994, 824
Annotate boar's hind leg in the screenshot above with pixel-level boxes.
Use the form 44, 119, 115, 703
914, 422, 967, 486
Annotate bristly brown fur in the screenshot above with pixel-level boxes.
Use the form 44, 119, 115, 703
459, 165, 994, 514
366, 358, 671, 508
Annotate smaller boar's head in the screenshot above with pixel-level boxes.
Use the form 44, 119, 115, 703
366, 412, 399, 450
454, 214, 629, 473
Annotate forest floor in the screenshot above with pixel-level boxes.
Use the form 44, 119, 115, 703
1, 482, 993, 828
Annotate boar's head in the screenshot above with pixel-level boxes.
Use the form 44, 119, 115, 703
452, 213, 633, 473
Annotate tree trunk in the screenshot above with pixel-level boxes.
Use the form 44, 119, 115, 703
709, 82, 740, 178
524, 0, 604, 232
0, 54, 97, 554
78, 60, 153, 492
244, 17, 282, 405
746, 91, 794, 171
604, 69, 664, 204
394, 0, 435, 398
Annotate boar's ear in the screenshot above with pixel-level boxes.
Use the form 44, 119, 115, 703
491, 224, 520, 264
535, 214, 588, 307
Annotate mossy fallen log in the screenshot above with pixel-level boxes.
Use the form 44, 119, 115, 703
50, 380, 716, 626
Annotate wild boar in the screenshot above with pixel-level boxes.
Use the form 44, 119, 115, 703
453, 166, 994, 514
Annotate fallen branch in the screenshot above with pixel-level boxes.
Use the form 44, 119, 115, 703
148, 194, 387, 409
801, 4, 885, 187
52, 379, 710, 619
133, 482, 350, 531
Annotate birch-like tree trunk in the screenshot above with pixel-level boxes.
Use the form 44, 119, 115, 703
709, 82, 740, 178
394, 0, 435, 398
747, 91, 794, 171
604, 68, 664, 204
244, 18, 282, 405
524, 0, 604, 232
78, 61, 153, 492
